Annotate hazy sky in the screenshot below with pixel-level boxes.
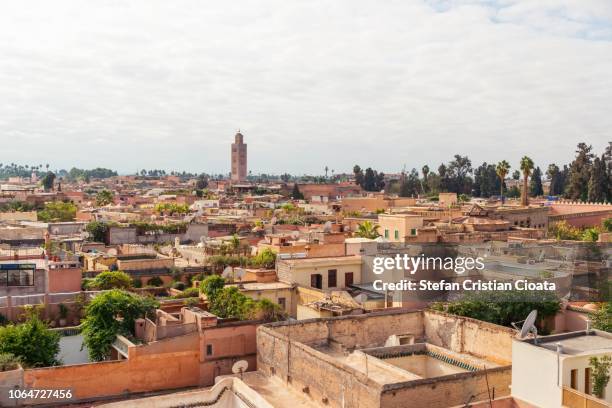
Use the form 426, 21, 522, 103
1, 0, 611, 176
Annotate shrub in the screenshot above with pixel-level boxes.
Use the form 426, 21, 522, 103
0, 313, 60, 367
592, 302, 612, 333
172, 281, 186, 291
250, 248, 276, 269
0, 353, 21, 371
146, 276, 164, 287
37, 201, 77, 222
173, 287, 200, 299
431, 290, 561, 330
90, 271, 132, 290
132, 277, 143, 288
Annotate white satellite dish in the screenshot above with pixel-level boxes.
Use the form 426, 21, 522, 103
221, 266, 233, 278
323, 221, 332, 233
232, 360, 248, 378
270, 216, 277, 225
234, 268, 246, 280
514, 310, 538, 344
291, 231, 300, 240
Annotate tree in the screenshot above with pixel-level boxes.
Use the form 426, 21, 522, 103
592, 302, 612, 333
399, 169, 421, 197
512, 170, 520, 180
89, 271, 132, 290
566, 143, 594, 201
209, 287, 251, 319
291, 184, 304, 199
355, 220, 380, 239
589, 355, 611, 398
520, 156, 534, 206
0, 311, 60, 367
41, 172, 56, 191
588, 156, 608, 202
363, 168, 377, 191
86, 221, 111, 242
546, 164, 564, 196
421, 165, 430, 193
37, 201, 77, 222
353, 165, 364, 187
280, 173, 291, 182
95, 190, 114, 206
473, 163, 500, 198
81, 290, 158, 361
250, 248, 276, 269
249, 298, 284, 321
200, 275, 226, 298
496, 160, 511, 201
529, 167, 544, 197
196, 174, 208, 190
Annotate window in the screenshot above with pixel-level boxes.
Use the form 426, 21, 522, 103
328, 269, 337, 288
394, 230, 399, 240
2, 269, 34, 287
585, 367, 591, 394
206, 344, 213, 356
278, 297, 286, 309
410, 228, 417, 236
345, 272, 354, 287
570, 369, 578, 390
384, 229, 389, 239
310, 274, 322, 289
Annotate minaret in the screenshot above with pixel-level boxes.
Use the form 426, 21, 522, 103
231, 131, 247, 181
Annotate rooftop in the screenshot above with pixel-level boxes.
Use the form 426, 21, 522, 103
536, 330, 612, 356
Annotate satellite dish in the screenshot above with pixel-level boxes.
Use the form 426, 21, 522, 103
221, 266, 233, 278
514, 310, 539, 344
270, 216, 277, 225
234, 268, 246, 280
323, 221, 332, 233
232, 360, 248, 378
291, 231, 300, 240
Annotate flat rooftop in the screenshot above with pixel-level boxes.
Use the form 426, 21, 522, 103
537, 330, 612, 356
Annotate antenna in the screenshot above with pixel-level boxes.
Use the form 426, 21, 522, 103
232, 360, 248, 379
513, 310, 538, 345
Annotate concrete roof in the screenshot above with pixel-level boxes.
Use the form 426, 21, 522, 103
537, 330, 612, 356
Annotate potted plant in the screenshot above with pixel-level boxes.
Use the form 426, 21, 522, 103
58, 303, 68, 327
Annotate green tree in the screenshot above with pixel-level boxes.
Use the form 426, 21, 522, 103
41, 172, 56, 191
200, 275, 226, 298
546, 164, 565, 196
496, 160, 511, 201
249, 298, 285, 321
209, 286, 251, 319
588, 156, 608, 202
95, 190, 114, 206
432, 290, 560, 329
520, 156, 534, 206
37, 201, 77, 222
353, 165, 364, 187
566, 143, 594, 201
592, 302, 612, 333
589, 355, 611, 398
529, 167, 544, 197
399, 169, 421, 197
355, 220, 380, 239
85, 221, 110, 242
251, 248, 276, 269
90, 271, 132, 290
603, 218, 612, 233
0, 312, 60, 367
81, 290, 158, 361
291, 183, 304, 199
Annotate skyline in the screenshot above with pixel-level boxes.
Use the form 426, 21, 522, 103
1, 0, 611, 174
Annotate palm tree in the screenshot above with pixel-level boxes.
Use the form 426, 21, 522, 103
495, 160, 511, 205
421, 165, 430, 193
355, 221, 380, 239
520, 156, 534, 206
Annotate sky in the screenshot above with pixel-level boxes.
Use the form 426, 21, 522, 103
0, 0, 611, 176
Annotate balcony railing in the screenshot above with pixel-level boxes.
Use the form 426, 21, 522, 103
562, 386, 609, 408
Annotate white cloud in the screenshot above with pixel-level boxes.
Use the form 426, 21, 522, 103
0, 0, 610, 175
